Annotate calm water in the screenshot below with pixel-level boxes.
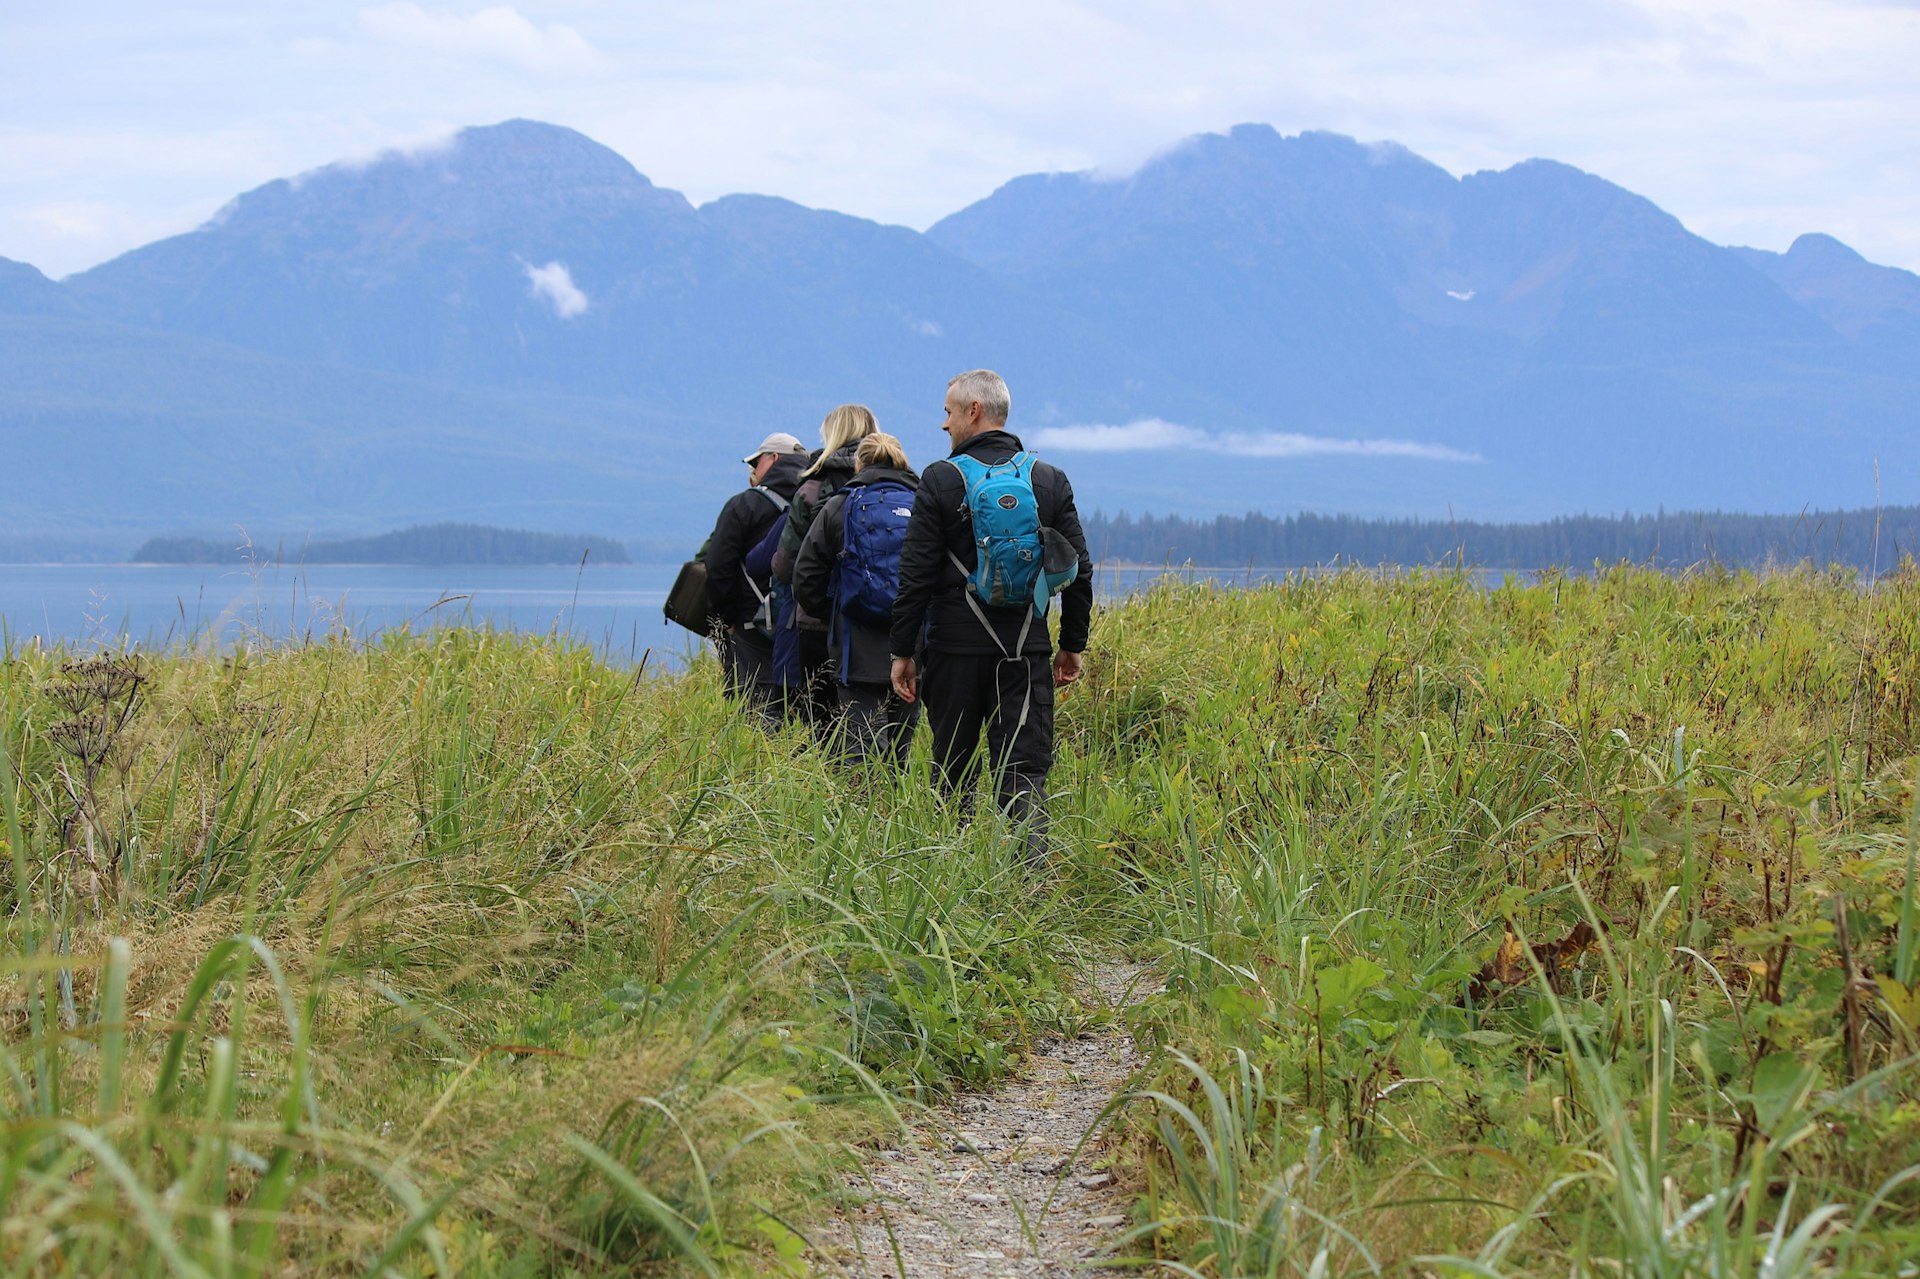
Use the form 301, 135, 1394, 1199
0, 562, 697, 664
0, 561, 1294, 663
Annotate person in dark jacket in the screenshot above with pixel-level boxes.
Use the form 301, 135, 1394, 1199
704, 431, 809, 718
888, 370, 1094, 864
742, 509, 803, 704
773, 404, 877, 731
793, 432, 922, 765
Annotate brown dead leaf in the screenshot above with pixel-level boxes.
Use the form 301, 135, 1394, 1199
1468, 924, 1597, 1003
1467, 932, 1530, 1003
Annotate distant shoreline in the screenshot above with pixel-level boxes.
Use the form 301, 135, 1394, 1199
130, 522, 632, 567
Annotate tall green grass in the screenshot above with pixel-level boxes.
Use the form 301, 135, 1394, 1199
4, 566, 1920, 1274
1087, 568, 1920, 1274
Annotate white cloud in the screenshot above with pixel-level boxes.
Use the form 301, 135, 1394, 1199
358, 3, 609, 75
1032, 418, 1481, 463
330, 128, 462, 173
1036, 420, 1207, 451
5, 1, 1920, 275
523, 260, 587, 318
20, 203, 112, 238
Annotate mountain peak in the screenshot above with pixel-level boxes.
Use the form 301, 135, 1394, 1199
440, 118, 653, 186
199, 118, 683, 236
1738, 230, 1920, 337
1154, 124, 1445, 177
1785, 232, 1867, 266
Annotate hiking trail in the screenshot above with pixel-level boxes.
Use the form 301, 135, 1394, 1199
811, 962, 1157, 1278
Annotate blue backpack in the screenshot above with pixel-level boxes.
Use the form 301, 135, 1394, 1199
947, 453, 1078, 615
835, 480, 916, 629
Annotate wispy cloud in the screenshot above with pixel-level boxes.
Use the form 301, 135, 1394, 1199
330, 128, 462, 173
20, 203, 112, 238
358, 4, 609, 75
523, 260, 588, 317
1032, 418, 1481, 462
7, 1, 1920, 278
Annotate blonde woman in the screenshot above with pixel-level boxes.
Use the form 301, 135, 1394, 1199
792, 432, 922, 765
772, 403, 878, 728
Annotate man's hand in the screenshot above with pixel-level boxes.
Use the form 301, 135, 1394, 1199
891, 656, 918, 703
1053, 649, 1083, 688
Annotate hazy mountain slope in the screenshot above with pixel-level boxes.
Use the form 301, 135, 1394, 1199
0, 312, 716, 552
928, 125, 1911, 510
928, 127, 1842, 416
0, 257, 82, 316
1731, 233, 1920, 336
6, 119, 1920, 554
927, 127, 1476, 428
61, 121, 1167, 430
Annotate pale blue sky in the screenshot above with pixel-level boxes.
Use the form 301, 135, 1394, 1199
3, 0, 1917, 278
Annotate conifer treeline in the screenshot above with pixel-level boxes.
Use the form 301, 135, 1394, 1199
1084, 506, 1920, 572
133, 522, 630, 566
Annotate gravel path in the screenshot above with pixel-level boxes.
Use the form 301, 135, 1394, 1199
810, 964, 1157, 1278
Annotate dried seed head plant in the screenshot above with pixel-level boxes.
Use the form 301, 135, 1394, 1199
44, 652, 147, 915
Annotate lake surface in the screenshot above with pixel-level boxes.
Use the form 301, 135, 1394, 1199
0, 562, 698, 663
0, 562, 1309, 662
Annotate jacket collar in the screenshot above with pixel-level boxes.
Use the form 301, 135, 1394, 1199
950, 428, 1025, 459
845, 465, 920, 490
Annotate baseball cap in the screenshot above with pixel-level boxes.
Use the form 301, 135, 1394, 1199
742, 432, 806, 463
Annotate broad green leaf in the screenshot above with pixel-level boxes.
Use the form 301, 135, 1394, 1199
1747, 1052, 1816, 1135
1315, 958, 1387, 1018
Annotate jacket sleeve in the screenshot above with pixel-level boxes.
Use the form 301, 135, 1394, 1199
793, 494, 843, 622
704, 495, 754, 627
889, 460, 957, 657
1047, 468, 1095, 653
773, 476, 823, 583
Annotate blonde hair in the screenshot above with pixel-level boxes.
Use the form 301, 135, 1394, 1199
855, 432, 909, 472
804, 404, 878, 476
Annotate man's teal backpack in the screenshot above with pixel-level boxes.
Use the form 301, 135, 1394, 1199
947, 452, 1079, 619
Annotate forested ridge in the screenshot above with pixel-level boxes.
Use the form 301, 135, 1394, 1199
1085, 504, 1920, 571
132, 522, 630, 565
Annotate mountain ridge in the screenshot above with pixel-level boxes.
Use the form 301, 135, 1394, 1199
5, 118, 1918, 554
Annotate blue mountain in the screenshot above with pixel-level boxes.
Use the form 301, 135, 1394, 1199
928, 125, 1899, 515
5, 119, 1919, 553
61, 120, 1158, 429
1730, 233, 1920, 371
0, 256, 81, 316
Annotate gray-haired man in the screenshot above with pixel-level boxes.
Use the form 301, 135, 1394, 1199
888, 370, 1094, 862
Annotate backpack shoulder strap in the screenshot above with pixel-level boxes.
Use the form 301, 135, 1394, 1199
944, 454, 985, 488
751, 486, 790, 513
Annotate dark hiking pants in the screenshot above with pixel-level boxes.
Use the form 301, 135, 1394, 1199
794, 627, 838, 734
832, 681, 921, 768
719, 629, 784, 727
920, 649, 1054, 864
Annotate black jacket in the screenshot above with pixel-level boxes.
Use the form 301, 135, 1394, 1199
773, 442, 861, 629
793, 465, 921, 685
704, 452, 807, 628
888, 430, 1094, 659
